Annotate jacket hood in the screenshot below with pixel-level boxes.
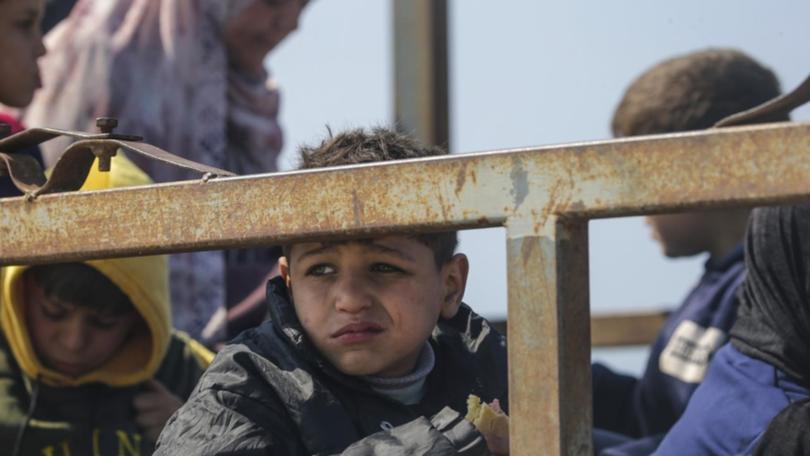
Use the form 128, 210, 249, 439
0, 155, 171, 387
731, 204, 810, 385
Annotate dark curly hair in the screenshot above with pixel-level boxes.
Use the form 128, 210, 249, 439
612, 48, 787, 136
24, 263, 134, 316
285, 127, 457, 267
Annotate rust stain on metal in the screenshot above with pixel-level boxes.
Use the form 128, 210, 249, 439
352, 189, 364, 226
509, 156, 529, 209
520, 235, 535, 267
3, 123, 810, 264
454, 164, 466, 197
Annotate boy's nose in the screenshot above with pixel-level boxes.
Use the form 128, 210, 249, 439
333, 277, 373, 313
59, 320, 88, 351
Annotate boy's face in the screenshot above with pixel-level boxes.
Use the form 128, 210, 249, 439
23, 276, 140, 378
280, 236, 468, 378
645, 212, 710, 258
0, 0, 45, 107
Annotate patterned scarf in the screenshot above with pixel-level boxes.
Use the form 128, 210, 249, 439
23, 0, 284, 340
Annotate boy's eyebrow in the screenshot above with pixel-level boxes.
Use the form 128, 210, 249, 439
364, 242, 416, 262
297, 243, 338, 260
17, 6, 39, 19
296, 241, 416, 262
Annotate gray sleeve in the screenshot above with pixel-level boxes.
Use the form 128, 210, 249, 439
153, 386, 302, 455
335, 407, 490, 456
155, 385, 488, 456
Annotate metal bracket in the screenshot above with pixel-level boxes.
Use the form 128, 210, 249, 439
0, 117, 236, 199
715, 74, 810, 127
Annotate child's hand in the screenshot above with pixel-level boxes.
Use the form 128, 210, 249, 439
133, 379, 183, 442
466, 395, 509, 455
479, 399, 509, 455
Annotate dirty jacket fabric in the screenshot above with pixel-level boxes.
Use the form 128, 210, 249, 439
593, 245, 745, 455
657, 205, 810, 456
0, 331, 212, 456
155, 277, 508, 455
594, 245, 745, 436
0, 155, 214, 455
651, 343, 810, 456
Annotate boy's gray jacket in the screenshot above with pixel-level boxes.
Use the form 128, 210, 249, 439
155, 277, 509, 455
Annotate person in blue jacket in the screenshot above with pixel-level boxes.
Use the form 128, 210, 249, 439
653, 204, 810, 456
594, 48, 789, 455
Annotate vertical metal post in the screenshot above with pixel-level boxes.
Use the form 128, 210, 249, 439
392, 0, 450, 148
506, 217, 592, 455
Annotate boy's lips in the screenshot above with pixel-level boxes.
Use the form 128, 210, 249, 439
49, 359, 86, 375
331, 322, 384, 344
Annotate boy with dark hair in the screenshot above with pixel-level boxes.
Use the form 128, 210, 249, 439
0, 156, 214, 456
155, 128, 509, 455
593, 48, 788, 455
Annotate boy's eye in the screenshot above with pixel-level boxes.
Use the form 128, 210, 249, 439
38, 297, 70, 321
306, 264, 336, 276
87, 316, 121, 330
370, 263, 404, 274
40, 306, 67, 321
15, 17, 37, 34
39, 301, 68, 321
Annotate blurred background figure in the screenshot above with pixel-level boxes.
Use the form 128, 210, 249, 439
24, 0, 309, 345
654, 204, 810, 455
0, 0, 46, 197
593, 49, 787, 455
0, 156, 213, 456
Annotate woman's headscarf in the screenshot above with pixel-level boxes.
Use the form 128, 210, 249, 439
23, 0, 284, 340
25, 0, 282, 177
730, 204, 810, 454
730, 204, 810, 383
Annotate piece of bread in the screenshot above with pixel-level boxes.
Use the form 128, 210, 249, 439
465, 394, 509, 439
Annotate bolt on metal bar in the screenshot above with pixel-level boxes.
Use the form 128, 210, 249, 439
2, 122, 810, 455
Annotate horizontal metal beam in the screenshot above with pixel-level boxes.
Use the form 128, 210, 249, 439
489, 311, 670, 348
1, 122, 808, 265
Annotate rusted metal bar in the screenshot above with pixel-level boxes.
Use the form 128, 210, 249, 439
393, 0, 449, 148
590, 311, 670, 347
2, 122, 809, 265
506, 217, 592, 455
489, 311, 669, 348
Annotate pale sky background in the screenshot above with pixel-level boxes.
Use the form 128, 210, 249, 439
269, 0, 810, 374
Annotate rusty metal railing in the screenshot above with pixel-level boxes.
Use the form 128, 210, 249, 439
3, 122, 810, 454
493, 311, 670, 348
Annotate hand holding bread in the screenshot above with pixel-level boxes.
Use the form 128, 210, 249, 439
466, 394, 509, 455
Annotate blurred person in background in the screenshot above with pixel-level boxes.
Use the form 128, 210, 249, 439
0, 0, 46, 197
0, 156, 213, 456
593, 48, 788, 455
654, 205, 810, 455
23, 0, 309, 345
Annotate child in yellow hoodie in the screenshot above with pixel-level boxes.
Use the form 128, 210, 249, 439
0, 156, 213, 456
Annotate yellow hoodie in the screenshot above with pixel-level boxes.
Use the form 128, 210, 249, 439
0, 155, 173, 387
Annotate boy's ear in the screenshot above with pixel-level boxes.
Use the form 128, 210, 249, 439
439, 253, 469, 320
279, 257, 292, 289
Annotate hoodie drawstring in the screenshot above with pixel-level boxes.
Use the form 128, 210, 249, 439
12, 376, 40, 456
